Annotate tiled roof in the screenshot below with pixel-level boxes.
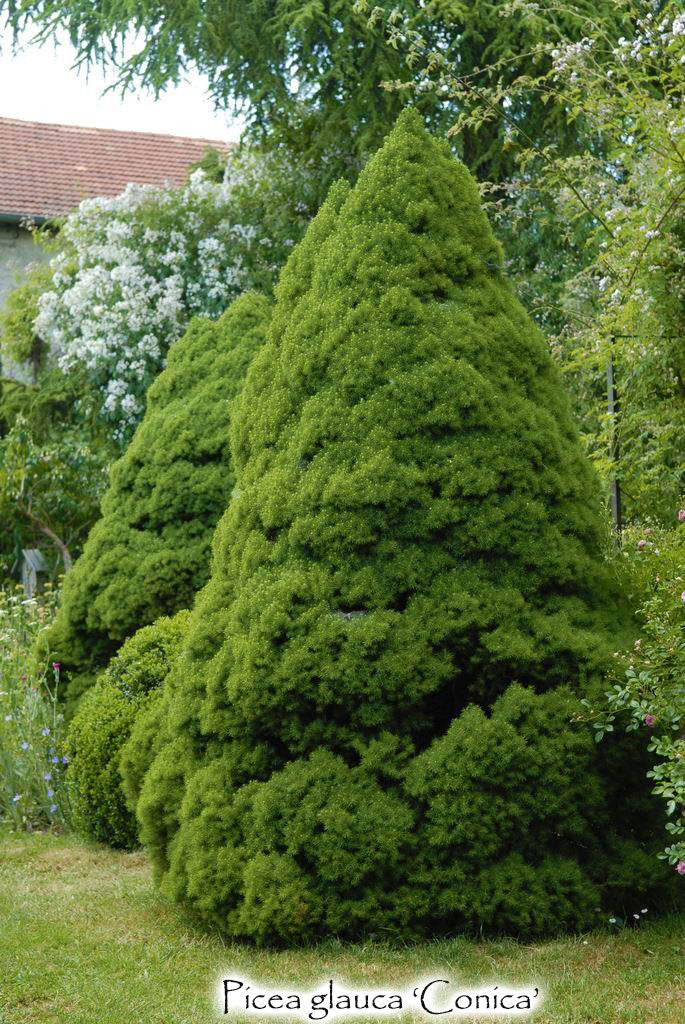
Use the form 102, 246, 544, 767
0, 117, 231, 221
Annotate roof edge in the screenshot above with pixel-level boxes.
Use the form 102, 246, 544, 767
0, 115, 233, 149
0, 211, 48, 227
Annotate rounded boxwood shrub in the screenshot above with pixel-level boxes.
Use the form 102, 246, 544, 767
39, 292, 271, 709
66, 611, 190, 849
136, 111, 672, 942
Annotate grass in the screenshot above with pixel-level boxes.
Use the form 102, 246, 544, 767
0, 830, 683, 1024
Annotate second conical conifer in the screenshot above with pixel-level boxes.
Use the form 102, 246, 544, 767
40, 291, 271, 708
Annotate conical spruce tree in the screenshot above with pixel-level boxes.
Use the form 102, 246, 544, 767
135, 111, 674, 943
40, 291, 271, 708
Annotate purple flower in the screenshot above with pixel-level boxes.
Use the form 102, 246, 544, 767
676, 862, 685, 876
4, 714, 11, 722
47, 788, 54, 798
43, 772, 52, 782
12, 794, 20, 803
49, 804, 57, 814
678, 509, 685, 522
52, 755, 59, 764
681, 592, 685, 603
41, 728, 50, 737
20, 741, 30, 751
52, 662, 61, 671
62, 756, 68, 765
48, 747, 55, 755
645, 714, 657, 727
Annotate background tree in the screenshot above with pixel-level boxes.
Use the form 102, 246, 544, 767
0, 367, 112, 580
1, 0, 625, 200
0, 413, 106, 577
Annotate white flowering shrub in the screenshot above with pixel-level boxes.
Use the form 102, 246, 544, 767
34, 149, 315, 441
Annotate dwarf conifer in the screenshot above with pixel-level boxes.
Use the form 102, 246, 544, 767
135, 112, 673, 942
40, 292, 271, 708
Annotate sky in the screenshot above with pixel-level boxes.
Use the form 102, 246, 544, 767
0, 31, 244, 142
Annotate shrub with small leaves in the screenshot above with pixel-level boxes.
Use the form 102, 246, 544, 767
66, 611, 190, 849
588, 511, 685, 871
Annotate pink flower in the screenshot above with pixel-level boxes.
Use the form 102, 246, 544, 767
644, 714, 656, 727
644, 528, 652, 536
52, 662, 61, 671
679, 509, 685, 522
676, 862, 685, 876
637, 539, 647, 549
681, 593, 685, 603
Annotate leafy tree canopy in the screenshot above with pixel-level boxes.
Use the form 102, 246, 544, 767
1, 0, 626, 188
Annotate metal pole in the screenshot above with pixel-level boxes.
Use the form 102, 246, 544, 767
607, 342, 622, 539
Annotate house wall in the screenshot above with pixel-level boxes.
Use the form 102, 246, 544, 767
0, 221, 48, 309
0, 221, 50, 381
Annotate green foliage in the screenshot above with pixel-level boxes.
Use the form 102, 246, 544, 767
130, 112, 672, 944
66, 611, 189, 850
588, 514, 685, 871
188, 146, 228, 183
0, 257, 112, 583
38, 291, 271, 709
0, 243, 84, 574
0, 585, 71, 830
0, 411, 108, 580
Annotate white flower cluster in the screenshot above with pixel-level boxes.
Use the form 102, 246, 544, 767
550, 37, 593, 79
34, 168, 260, 439
550, 9, 685, 81
612, 11, 685, 65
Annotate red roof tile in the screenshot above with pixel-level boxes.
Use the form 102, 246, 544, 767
0, 117, 231, 221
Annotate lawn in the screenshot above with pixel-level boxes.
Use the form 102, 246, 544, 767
0, 830, 683, 1024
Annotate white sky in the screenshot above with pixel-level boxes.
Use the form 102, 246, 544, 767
0, 32, 244, 142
